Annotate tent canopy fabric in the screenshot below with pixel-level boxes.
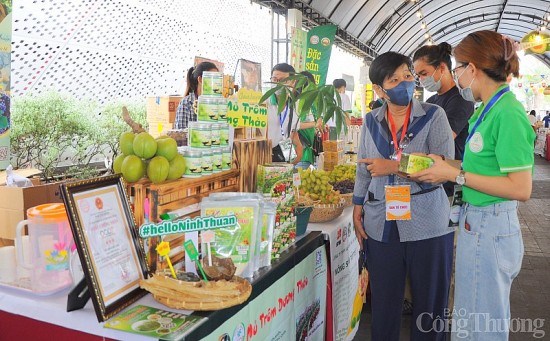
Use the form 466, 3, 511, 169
296, 0, 550, 65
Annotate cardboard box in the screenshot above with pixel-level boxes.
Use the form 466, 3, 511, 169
0, 182, 63, 240
146, 96, 183, 124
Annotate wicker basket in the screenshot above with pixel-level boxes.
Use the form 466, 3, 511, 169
341, 193, 354, 207
309, 200, 345, 223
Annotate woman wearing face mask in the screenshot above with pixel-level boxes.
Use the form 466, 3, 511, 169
352, 52, 455, 340
410, 31, 535, 340
413, 43, 474, 187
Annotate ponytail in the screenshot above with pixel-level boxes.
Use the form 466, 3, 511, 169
184, 67, 195, 97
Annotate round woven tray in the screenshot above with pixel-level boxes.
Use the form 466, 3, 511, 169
140, 274, 252, 311
341, 192, 354, 207
309, 200, 345, 223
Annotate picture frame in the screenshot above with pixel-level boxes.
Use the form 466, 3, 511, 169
60, 174, 149, 322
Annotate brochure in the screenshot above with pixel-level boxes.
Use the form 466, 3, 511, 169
104, 305, 206, 340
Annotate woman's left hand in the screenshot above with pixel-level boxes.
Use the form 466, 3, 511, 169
357, 158, 398, 177
408, 154, 459, 184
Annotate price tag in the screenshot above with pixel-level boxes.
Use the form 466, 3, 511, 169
293, 172, 301, 187
184, 240, 199, 261
156, 241, 171, 257
385, 185, 411, 220
158, 123, 163, 134
201, 230, 216, 243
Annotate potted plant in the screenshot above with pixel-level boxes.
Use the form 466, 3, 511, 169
259, 73, 348, 162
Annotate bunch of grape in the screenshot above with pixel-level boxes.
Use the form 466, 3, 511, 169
298, 168, 340, 204
329, 164, 356, 183
333, 179, 355, 194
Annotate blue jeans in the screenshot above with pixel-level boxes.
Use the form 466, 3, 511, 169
452, 201, 523, 340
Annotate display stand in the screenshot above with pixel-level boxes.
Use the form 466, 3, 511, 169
66, 278, 90, 312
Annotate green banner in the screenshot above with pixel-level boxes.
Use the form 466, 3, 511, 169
305, 25, 337, 85
0, 1, 12, 170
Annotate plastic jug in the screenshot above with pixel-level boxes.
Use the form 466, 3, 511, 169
15, 203, 74, 294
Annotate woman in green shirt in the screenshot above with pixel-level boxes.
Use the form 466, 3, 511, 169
410, 30, 535, 340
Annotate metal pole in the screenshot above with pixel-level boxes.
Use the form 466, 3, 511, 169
276, 13, 280, 65
271, 9, 274, 71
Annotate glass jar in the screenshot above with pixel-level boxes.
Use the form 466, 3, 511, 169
201, 150, 213, 175
197, 96, 219, 122
222, 146, 232, 170
182, 149, 202, 178
211, 147, 223, 173
201, 71, 223, 96
211, 123, 222, 147
218, 97, 228, 120
219, 123, 230, 147
188, 121, 211, 149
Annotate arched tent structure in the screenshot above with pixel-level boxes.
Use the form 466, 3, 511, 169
255, 0, 550, 66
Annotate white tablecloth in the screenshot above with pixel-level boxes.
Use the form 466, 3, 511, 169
0, 284, 196, 340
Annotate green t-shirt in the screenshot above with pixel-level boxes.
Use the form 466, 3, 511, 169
462, 85, 535, 206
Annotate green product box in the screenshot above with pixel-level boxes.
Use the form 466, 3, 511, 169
398, 153, 434, 174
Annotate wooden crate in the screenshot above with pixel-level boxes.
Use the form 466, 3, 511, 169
126, 169, 240, 271
232, 139, 272, 192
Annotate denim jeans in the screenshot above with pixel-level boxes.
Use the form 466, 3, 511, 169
452, 201, 523, 340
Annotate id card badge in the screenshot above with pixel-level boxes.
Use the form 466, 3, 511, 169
385, 185, 411, 220
449, 185, 463, 227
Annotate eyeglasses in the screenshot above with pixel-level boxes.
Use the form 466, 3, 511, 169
451, 64, 468, 78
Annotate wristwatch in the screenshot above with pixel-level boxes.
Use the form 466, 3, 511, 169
455, 170, 466, 185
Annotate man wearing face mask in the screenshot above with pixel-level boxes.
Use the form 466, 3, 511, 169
413, 43, 474, 171
352, 52, 455, 340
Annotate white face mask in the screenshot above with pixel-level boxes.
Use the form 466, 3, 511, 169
420, 67, 442, 92
453, 65, 475, 102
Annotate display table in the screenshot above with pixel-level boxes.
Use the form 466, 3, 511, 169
307, 206, 361, 341
0, 232, 327, 341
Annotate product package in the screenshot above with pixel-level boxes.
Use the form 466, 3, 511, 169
398, 153, 434, 174
200, 198, 260, 278
256, 164, 296, 260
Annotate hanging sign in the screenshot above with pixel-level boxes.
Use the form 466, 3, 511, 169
305, 25, 337, 85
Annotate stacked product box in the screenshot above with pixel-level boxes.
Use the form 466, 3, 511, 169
322, 140, 346, 171
256, 164, 296, 260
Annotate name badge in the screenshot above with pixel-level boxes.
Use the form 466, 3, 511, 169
385, 185, 411, 220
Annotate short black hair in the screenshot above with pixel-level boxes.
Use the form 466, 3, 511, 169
332, 79, 346, 89
271, 63, 295, 74
369, 52, 412, 86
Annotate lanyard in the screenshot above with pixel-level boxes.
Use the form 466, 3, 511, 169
279, 104, 289, 136
466, 86, 509, 143
387, 105, 412, 154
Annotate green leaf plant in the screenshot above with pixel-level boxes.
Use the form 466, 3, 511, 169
259, 73, 348, 138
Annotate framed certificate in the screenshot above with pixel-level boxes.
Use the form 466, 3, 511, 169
60, 174, 149, 322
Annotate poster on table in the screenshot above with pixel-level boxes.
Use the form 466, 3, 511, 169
305, 24, 337, 85
0, 0, 12, 170
290, 27, 307, 72
194, 56, 224, 73
329, 221, 361, 341
203, 244, 328, 341
240, 59, 262, 92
